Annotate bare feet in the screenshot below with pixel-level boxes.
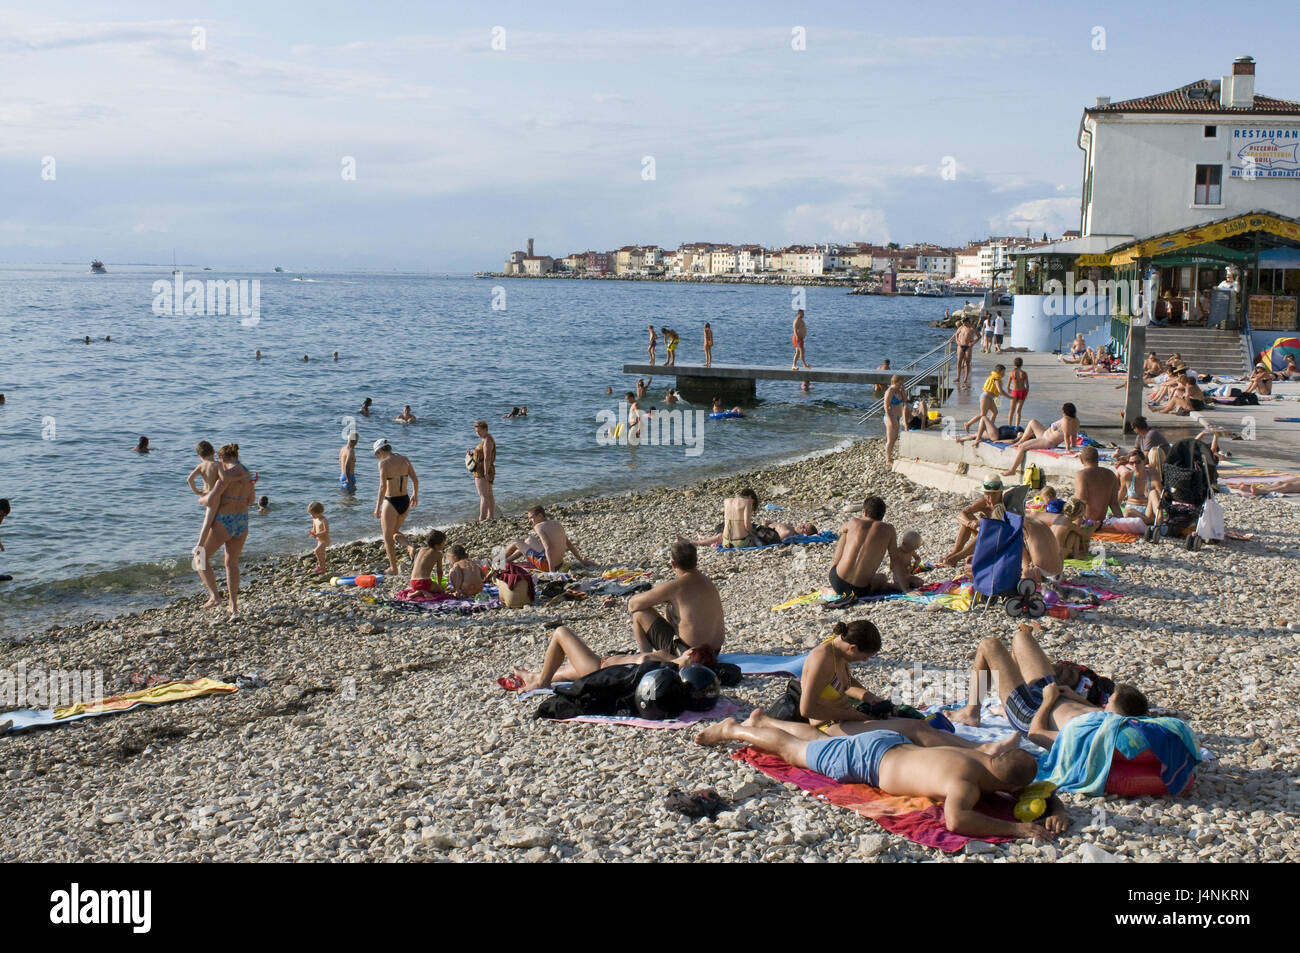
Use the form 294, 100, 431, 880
514, 668, 548, 693
950, 704, 982, 727
980, 733, 1021, 757
743, 708, 767, 727
200, 597, 221, 610
694, 717, 737, 746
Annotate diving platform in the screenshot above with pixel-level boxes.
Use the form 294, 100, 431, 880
620, 362, 942, 405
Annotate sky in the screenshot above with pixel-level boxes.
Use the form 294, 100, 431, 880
1, 0, 1295, 270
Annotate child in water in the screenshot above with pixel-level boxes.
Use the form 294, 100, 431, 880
307, 502, 330, 573
447, 545, 485, 598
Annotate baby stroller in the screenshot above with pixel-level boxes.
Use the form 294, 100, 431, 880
971, 511, 1046, 619
1145, 437, 1217, 551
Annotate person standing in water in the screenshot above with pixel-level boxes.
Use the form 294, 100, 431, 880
703, 322, 713, 367
470, 419, 497, 521
373, 439, 418, 575
792, 310, 810, 370
339, 431, 359, 491
195, 443, 255, 617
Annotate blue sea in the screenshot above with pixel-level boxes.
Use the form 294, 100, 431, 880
0, 265, 958, 636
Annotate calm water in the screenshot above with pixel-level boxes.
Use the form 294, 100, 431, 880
0, 266, 957, 635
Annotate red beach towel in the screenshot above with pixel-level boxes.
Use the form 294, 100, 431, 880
733, 747, 1018, 853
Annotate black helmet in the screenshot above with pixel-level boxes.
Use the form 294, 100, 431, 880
679, 664, 720, 712
635, 668, 688, 720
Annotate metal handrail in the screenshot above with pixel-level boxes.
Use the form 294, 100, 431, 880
858, 339, 954, 424
901, 332, 956, 371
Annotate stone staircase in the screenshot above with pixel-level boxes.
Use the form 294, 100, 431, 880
1142, 327, 1251, 379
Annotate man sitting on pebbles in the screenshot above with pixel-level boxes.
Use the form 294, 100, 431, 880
1074, 446, 1123, 526
940, 479, 1004, 568
695, 710, 1066, 840
952, 623, 1149, 748
828, 496, 912, 597
504, 505, 592, 571
628, 540, 726, 656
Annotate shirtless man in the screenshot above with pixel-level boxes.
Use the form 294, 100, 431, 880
954, 319, 978, 383
339, 431, 359, 491
696, 709, 1064, 840
372, 438, 418, 575
829, 496, 911, 596
505, 505, 591, 571
358, 397, 373, 417
940, 479, 1003, 567
686, 488, 758, 548
1017, 507, 1065, 586
628, 540, 725, 655
1074, 446, 1122, 525
791, 309, 810, 370
952, 623, 1148, 750
394, 405, 416, 423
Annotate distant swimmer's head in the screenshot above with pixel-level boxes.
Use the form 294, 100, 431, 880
196, 440, 214, 459
862, 496, 886, 520
105, 335, 111, 342
403, 405, 412, 413
372, 438, 391, 457
605, 386, 613, 395
669, 539, 698, 572
255, 350, 262, 359
0, 393, 6, 403
303, 355, 309, 362
333, 351, 339, 360
258, 496, 269, 508
135, 436, 150, 453
425, 530, 447, 550
84, 336, 91, 344
218, 443, 240, 461
0, 499, 9, 517
363, 398, 373, 408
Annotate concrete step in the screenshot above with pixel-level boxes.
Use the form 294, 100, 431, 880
894, 431, 1090, 496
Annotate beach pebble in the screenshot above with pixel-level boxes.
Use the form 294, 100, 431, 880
500, 826, 552, 849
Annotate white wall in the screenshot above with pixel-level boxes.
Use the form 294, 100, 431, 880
1010, 294, 1114, 352
1085, 116, 1300, 237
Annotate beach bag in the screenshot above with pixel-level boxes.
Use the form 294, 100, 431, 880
767, 679, 805, 722
498, 573, 534, 607
1196, 493, 1224, 542
464, 450, 477, 472
997, 425, 1022, 440
972, 513, 1024, 598
1022, 463, 1043, 489
753, 525, 781, 546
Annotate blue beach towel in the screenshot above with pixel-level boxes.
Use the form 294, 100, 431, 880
1035, 710, 1201, 795
718, 653, 808, 678
714, 532, 837, 553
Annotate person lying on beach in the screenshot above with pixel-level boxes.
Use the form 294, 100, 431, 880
951, 623, 1149, 750
187, 441, 221, 499
999, 403, 1078, 477
307, 501, 330, 574
447, 544, 485, 597
955, 413, 1001, 445
695, 709, 1062, 840
628, 540, 725, 656
940, 479, 1004, 567
1250, 474, 1300, 496
829, 495, 912, 596
1074, 446, 1123, 524
510, 625, 714, 693
1117, 450, 1159, 524
398, 529, 446, 595
504, 505, 591, 571
1245, 363, 1272, 397
685, 488, 758, 549
394, 405, 417, 423
765, 521, 818, 541
797, 620, 890, 729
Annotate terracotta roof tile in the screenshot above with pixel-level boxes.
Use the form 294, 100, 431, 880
1089, 79, 1300, 115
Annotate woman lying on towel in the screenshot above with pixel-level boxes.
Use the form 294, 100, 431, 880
798, 621, 892, 732
1000, 403, 1079, 477
507, 625, 714, 692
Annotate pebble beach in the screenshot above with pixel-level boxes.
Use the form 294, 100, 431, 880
2, 438, 1297, 863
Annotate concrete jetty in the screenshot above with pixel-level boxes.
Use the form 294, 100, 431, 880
620, 362, 942, 404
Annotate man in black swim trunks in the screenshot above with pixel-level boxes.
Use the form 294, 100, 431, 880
954, 319, 978, 383
828, 496, 911, 597
628, 540, 726, 656
372, 438, 418, 575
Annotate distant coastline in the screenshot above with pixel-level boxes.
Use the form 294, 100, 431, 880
478, 271, 986, 293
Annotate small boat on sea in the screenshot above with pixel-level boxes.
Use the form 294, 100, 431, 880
914, 278, 948, 297
90, 260, 107, 274
274, 266, 284, 273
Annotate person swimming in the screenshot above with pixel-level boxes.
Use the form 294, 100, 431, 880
133, 436, 150, 454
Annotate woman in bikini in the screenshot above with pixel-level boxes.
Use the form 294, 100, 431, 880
798, 620, 889, 732
507, 625, 715, 693
882, 374, 906, 468
195, 443, 255, 617
647, 325, 658, 365
372, 438, 418, 575
470, 419, 496, 521
1007, 357, 1029, 429
1153, 373, 1206, 416
1001, 402, 1078, 477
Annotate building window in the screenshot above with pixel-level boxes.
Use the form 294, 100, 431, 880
1194, 164, 1222, 205
1204, 125, 1217, 138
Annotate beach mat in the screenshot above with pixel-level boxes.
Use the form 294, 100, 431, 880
2, 678, 237, 735
1091, 529, 1141, 543
733, 746, 1017, 852
718, 652, 808, 678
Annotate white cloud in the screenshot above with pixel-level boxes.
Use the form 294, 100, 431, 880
989, 197, 1079, 237
782, 203, 891, 244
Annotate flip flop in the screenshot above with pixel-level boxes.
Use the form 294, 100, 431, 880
497, 675, 524, 692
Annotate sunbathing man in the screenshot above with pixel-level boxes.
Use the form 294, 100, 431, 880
1074, 446, 1123, 525
951, 623, 1148, 747
940, 479, 1004, 567
685, 488, 759, 549
829, 496, 912, 596
504, 505, 592, 571
511, 624, 712, 692
695, 710, 1065, 840
1250, 474, 1300, 496
1016, 506, 1065, 587
765, 520, 819, 541
628, 540, 725, 656
1142, 351, 1163, 382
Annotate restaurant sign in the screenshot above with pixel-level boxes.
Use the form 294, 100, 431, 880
1231, 128, 1300, 178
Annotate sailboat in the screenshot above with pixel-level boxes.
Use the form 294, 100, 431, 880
171, 249, 181, 277
90, 260, 107, 274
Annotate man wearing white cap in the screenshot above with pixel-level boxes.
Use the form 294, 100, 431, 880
940, 478, 1004, 568
372, 438, 418, 575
